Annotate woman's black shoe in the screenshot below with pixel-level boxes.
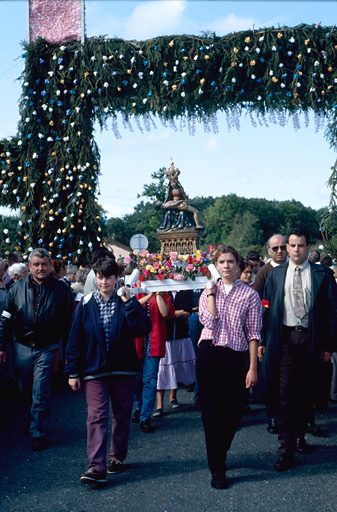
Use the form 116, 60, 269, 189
211, 474, 228, 489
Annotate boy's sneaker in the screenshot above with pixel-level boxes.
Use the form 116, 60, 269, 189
107, 459, 124, 474
80, 468, 107, 484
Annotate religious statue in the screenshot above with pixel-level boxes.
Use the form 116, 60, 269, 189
155, 163, 203, 232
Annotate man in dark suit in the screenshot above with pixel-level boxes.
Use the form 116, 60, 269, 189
258, 228, 337, 471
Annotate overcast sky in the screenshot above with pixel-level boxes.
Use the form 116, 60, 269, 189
1, 0, 336, 220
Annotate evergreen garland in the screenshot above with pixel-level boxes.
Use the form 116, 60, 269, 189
0, 24, 336, 262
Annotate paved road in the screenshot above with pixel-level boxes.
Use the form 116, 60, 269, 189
1, 377, 337, 512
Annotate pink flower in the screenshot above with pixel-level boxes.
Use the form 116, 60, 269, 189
140, 250, 148, 258
142, 268, 150, 276
186, 264, 195, 273
165, 261, 173, 270
152, 262, 160, 270
169, 251, 178, 261
173, 273, 184, 281
124, 255, 131, 264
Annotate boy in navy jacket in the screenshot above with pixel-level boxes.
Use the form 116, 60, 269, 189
65, 258, 151, 485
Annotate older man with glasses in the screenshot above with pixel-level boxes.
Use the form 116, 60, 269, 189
254, 234, 288, 300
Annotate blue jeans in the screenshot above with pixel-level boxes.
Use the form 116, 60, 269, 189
14, 342, 58, 439
134, 343, 160, 422
188, 313, 203, 395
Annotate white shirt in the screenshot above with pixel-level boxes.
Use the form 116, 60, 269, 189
223, 283, 233, 295
283, 259, 311, 328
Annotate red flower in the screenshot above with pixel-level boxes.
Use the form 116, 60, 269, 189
139, 275, 146, 282
156, 274, 165, 280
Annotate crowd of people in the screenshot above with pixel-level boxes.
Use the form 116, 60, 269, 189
1, 230, 337, 490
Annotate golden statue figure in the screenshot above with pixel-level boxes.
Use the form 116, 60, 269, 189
155, 163, 203, 231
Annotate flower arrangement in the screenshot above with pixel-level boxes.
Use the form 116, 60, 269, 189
125, 249, 212, 282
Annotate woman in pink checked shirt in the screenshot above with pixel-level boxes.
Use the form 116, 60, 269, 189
196, 245, 262, 490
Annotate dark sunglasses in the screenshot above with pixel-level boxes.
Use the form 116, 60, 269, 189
271, 245, 287, 252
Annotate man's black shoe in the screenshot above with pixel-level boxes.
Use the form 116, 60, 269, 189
211, 474, 228, 489
132, 409, 141, 423
31, 437, 48, 452
307, 422, 323, 437
139, 419, 156, 433
274, 453, 294, 472
296, 436, 311, 454
267, 417, 278, 434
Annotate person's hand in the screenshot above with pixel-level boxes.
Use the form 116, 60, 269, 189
175, 310, 190, 319
119, 286, 131, 302
0, 351, 6, 364
258, 346, 265, 361
205, 280, 216, 293
245, 368, 258, 388
68, 377, 81, 391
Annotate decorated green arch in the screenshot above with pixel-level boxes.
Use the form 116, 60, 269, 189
0, 23, 337, 262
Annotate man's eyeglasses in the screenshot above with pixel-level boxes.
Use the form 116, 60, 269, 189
271, 245, 287, 252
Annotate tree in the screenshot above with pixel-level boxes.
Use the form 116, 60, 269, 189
137, 167, 167, 203
202, 194, 249, 245
124, 201, 161, 252
225, 211, 263, 253
276, 200, 321, 241
105, 217, 128, 246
